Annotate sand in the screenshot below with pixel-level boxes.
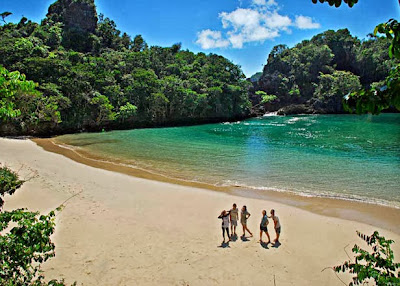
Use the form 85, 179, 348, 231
1, 137, 399, 286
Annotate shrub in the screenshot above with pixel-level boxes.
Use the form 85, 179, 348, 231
0, 165, 73, 285
0, 165, 24, 209
334, 231, 400, 286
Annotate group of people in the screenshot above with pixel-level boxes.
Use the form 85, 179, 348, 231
218, 203, 281, 245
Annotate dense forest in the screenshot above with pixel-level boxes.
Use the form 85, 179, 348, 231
0, 0, 398, 136
251, 29, 398, 115
0, 0, 251, 135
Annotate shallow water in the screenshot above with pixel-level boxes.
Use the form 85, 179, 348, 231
57, 114, 400, 208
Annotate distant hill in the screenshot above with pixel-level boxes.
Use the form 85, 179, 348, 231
0, 0, 251, 136
251, 29, 397, 115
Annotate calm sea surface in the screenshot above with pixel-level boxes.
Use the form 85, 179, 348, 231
57, 114, 400, 208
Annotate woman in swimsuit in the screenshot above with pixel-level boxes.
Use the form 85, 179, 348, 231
240, 205, 253, 238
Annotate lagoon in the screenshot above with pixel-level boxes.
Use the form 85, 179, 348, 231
56, 114, 400, 208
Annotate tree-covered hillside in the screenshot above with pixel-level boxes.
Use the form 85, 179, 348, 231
0, 0, 251, 136
251, 29, 398, 115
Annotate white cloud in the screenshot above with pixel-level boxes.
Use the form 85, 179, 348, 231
196, 1, 320, 49
220, 8, 261, 30
252, 0, 266, 5
228, 33, 245, 48
218, 8, 287, 48
264, 11, 291, 28
195, 29, 230, 49
253, 0, 277, 6
295, 15, 321, 29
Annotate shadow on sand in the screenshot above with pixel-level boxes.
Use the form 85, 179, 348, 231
240, 235, 250, 242
218, 241, 231, 248
260, 241, 270, 249
230, 234, 238, 242
272, 241, 281, 248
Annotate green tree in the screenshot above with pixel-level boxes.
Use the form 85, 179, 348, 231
254, 28, 397, 114
312, 0, 358, 8
0, 166, 23, 209
89, 92, 115, 124
0, 0, 251, 135
334, 231, 400, 286
256, 91, 277, 104
343, 20, 400, 114
313, 0, 400, 114
314, 70, 361, 99
117, 102, 137, 122
0, 12, 12, 24
132, 35, 147, 52
0, 65, 40, 121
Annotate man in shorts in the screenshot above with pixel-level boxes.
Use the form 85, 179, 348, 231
259, 210, 271, 244
230, 203, 239, 237
270, 209, 281, 243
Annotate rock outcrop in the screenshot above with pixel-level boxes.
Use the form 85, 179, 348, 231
47, 0, 97, 34
276, 97, 345, 115
46, 0, 98, 52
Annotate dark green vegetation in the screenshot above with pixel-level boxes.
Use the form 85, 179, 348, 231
334, 231, 400, 286
0, 0, 398, 136
312, 0, 358, 8
0, 0, 250, 136
251, 28, 399, 115
343, 19, 400, 114
0, 166, 73, 286
0, 165, 24, 208
311, 0, 400, 115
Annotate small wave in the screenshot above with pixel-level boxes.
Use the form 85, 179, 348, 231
219, 181, 400, 209
287, 117, 301, 124
263, 112, 278, 117
222, 121, 241, 125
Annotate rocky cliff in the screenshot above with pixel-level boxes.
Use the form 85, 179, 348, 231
46, 0, 98, 52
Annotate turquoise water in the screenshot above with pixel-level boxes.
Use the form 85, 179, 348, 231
57, 114, 400, 207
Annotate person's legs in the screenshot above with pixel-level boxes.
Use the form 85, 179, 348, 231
245, 225, 253, 236
275, 227, 280, 242
222, 227, 226, 242
233, 225, 236, 235
259, 230, 263, 242
242, 223, 245, 236
227, 227, 231, 241
265, 230, 271, 243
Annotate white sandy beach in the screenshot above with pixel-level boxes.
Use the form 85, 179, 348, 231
1, 137, 399, 286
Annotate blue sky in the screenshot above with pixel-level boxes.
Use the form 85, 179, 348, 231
1, 0, 399, 76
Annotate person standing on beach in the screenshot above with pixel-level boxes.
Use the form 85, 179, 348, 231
259, 210, 271, 244
270, 209, 281, 243
218, 210, 231, 243
230, 203, 239, 237
240, 205, 253, 238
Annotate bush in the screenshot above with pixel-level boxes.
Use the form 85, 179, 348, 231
334, 231, 400, 286
0, 165, 74, 285
0, 165, 24, 209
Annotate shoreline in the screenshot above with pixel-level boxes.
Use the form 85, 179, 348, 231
33, 137, 400, 234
